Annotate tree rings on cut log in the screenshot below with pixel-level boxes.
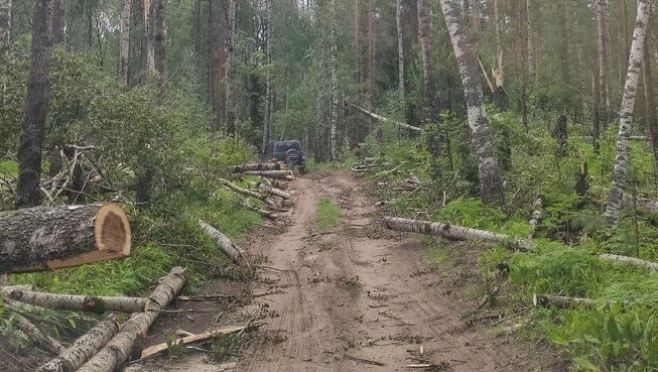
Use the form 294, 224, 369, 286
0, 202, 131, 274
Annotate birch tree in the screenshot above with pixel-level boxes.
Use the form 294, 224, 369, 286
396, 0, 405, 121
16, 0, 55, 207
438, 0, 505, 206
604, 0, 651, 228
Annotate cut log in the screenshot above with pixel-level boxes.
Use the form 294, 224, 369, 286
253, 183, 291, 200
268, 178, 288, 190
243, 200, 277, 220
242, 170, 294, 180
0, 202, 131, 274
2, 288, 147, 313
345, 100, 422, 132
533, 294, 596, 308
599, 253, 658, 271
219, 178, 265, 200
76, 267, 187, 372
13, 313, 65, 354
139, 325, 245, 360
230, 162, 284, 173
528, 197, 543, 238
35, 315, 120, 372
198, 220, 246, 263
383, 217, 535, 251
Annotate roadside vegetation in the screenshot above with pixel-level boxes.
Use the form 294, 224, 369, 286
355, 105, 658, 371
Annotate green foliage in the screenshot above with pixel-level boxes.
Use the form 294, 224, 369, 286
317, 196, 341, 233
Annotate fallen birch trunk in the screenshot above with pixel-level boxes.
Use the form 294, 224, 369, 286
198, 220, 246, 262
219, 178, 265, 200
2, 288, 147, 313
243, 200, 277, 220
35, 315, 120, 372
345, 101, 422, 132
230, 162, 283, 173
255, 183, 291, 200
599, 253, 658, 271
0, 202, 131, 274
383, 217, 535, 251
242, 170, 294, 180
76, 267, 187, 372
268, 178, 288, 190
14, 313, 65, 354
528, 197, 543, 238
533, 294, 596, 308
139, 325, 245, 360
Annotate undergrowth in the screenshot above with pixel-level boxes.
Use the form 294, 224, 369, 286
317, 196, 341, 233
356, 106, 658, 371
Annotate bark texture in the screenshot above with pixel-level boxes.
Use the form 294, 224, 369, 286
329, 0, 338, 160
14, 313, 65, 354
239, 170, 294, 180
396, 0, 405, 121
119, 0, 132, 84
438, 0, 505, 206
225, 0, 237, 134
153, 0, 166, 84
315, 0, 326, 162
0, 0, 9, 53
604, 0, 651, 227
0, 202, 131, 273
533, 294, 596, 309
383, 217, 534, 251
198, 220, 245, 262
230, 162, 284, 173
77, 267, 187, 372
16, 0, 55, 208
219, 178, 266, 200
3, 289, 147, 313
36, 315, 120, 372
417, 0, 440, 124
597, 0, 610, 123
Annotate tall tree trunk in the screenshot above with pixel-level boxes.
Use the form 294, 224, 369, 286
367, 0, 376, 139
354, 0, 362, 86
119, 0, 131, 84
144, 0, 155, 76
492, 0, 506, 110
225, 0, 237, 134
0, 0, 10, 54
525, 0, 534, 81
329, 0, 338, 160
604, 0, 651, 228
315, 0, 326, 162
396, 0, 405, 121
263, 0, 273, 152
438, 0, 505, 207
592, 61, 601, 154
557, 0, 569, 95
153, 0, 166, 85
642, 36, 658, 192
597, 0, 610, 127
417, 0, 439, 125
16, 0, 55, 208
52, 0, 64, 45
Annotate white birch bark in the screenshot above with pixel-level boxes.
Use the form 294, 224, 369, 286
119, 0, 131, 84
604, 0, 651, 227
438, 0, 505, 206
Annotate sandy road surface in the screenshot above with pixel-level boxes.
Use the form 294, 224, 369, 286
237, 172, 557, 372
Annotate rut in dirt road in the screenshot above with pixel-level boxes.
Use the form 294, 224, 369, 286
240, 172, 557, 372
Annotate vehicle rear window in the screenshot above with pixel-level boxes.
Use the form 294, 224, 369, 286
274, 142, 301, 152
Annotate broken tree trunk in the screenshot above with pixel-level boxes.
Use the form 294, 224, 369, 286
219, 178, 265, 200
197, 220, 245, 263
0, 202, 131, 274
139, 325, 245, 360
230, 162, 284, 173
383, 217, 534, 251
533, 294, 597, 308
76, 267, 187, 372
255, 183, 291, 200
345, 100, 422, 132
241, 170, 294, 180
14, 313, 65, 354
599, 253, 658, 271
243, 200, 277, 220
35, 315, 120, 372
2, 288, 148, 313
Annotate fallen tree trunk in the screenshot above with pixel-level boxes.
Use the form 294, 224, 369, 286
268, 178, 288, 190
198, 220, 246, 263
383, 217, 535, 251
254, 183, 291, 200
2, 288, 147, 313
219, 178, 265, 200
14, 313, 65, 354
533, 294, 596, 308
528, 197, 543, 238
243, 200, 277, 220
599, 253, 658, 271
345, 100, 422, 132
76, 267, 187, 372
35, 315, 120, 372
139, 325, 245, 360
241, 170, 294, 180
230, 162, 284, 173
0, 202, 131, 274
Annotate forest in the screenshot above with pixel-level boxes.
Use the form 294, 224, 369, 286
1, 0, 658, 371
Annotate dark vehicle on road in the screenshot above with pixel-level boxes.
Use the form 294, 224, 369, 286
263, 140, 307, 174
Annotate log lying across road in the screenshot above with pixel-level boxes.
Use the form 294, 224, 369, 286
2, 288, 148, 313
230, 162, 284, 173
36, 315, 120, 372
383, 217, 535, 251
0, 202, 131, 274
77, 267, 187, 372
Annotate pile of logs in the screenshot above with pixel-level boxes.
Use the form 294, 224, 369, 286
220, 162, 297, 220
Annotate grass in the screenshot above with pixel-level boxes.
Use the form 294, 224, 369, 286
317, 196, 341, 233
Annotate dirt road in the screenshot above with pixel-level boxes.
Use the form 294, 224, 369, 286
236, 172, 558, 371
